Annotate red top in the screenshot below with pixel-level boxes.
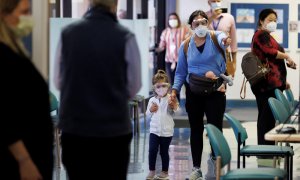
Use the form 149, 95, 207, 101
251, 30, 286, 93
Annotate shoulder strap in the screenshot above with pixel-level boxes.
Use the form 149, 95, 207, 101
210, 31, 226, 62
183, 36, 191, 59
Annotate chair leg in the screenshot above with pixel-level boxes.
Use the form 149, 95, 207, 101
136, 104, 140, 135
142, 98, 146, 130
55, 128, 61, 169
237, 154, 240, 168
290, 154, 293, 180
216, 156, 221, 180
272, 156, 277, 168
243, 155, 245, 168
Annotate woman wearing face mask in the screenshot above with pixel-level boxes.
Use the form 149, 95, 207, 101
154, 12, 190, 101
170, 10, 231, 180
0, 0, 53, 179
251, 9, 296, 147
206, 0, 237, 77
146, 70, 178, 180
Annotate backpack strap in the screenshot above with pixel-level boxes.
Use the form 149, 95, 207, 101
183, 36, 191, 59
210, 31, 226, 61
240, 77, 247, 99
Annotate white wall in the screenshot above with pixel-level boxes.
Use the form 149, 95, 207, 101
32, 0, 49, 79
177, 0, 300, 100
177, 0, 230, 25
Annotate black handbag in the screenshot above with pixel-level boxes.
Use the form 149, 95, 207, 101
189, 73, 221, 95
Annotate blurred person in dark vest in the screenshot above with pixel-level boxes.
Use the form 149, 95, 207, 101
53, 0, 141, 179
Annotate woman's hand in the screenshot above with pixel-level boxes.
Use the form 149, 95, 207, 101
286, 82, 291, 89
286, 57, 297, 69
19, 158, 43, 180
168, 96, 179, 110
222, 37, 231, 46
171, 89, 177, 100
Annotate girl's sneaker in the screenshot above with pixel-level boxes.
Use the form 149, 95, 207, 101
155, 171, 169, 179
146, 171, 156, 180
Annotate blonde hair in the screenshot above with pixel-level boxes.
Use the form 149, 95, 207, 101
0, 0, 28, 56
152, 70, 169, 85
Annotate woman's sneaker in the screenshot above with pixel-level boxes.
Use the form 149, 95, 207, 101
155, 171, 169, 179
146, 171, 156, 180
189, 167, 203, 180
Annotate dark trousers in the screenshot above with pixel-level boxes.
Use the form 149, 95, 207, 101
254, 90, 277, 145
185, 84, 226, 167
148, 133, 172, 172
61, 132, 132, 180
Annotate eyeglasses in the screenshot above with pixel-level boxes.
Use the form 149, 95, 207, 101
154, 83, 170, 89
192, 18, 208, 28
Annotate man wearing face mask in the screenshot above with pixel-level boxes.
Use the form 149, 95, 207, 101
54, 0, 141, 179
0, 0, 54, 179
171, 10, 231, 180
154, 12, 191, 101
251, 9, 296, 147
206, 0, 237, 77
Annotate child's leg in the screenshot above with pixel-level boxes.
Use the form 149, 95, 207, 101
149, 133, 160, 171
159, 136, 173, 172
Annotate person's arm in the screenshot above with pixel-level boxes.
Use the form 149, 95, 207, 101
146, 98, 154, 117
171, 44, 188, 97
125, 35, 142, 99
255, 31, 296, 67
228, 14, 238, 53
53, 38, 62, 90
216, 31, 229, 49
156, 29, 167, 52
9, 141, 42, 180
254, 31, 278, 58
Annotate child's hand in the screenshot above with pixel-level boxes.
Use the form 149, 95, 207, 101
150, 102, 158, 113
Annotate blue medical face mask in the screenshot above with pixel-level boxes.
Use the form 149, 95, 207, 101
211, 2, 222, 11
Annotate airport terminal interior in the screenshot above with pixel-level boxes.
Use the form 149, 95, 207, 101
25, 0, 300, 179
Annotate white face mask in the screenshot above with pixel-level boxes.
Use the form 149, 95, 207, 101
169, 19, 178, 28
12, 15, 34, 38
154, 83, 169, 97
265, 21, 277, 32
211, 2, 222, 11
194, 25, 208, 37
155, 87, 168, 97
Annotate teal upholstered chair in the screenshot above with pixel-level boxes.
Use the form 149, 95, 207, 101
49, 91, 61, 169
205, 124, 287, 180
284, 89, 295, 110
224, 113, 293, 178
275, 89, 292, 115
268, 97, 291, 124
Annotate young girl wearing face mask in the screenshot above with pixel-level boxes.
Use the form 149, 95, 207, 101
146, 70, 178, 180
251, 9, 296, 147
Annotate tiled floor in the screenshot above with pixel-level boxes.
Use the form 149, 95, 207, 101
53, 106, 300, 180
